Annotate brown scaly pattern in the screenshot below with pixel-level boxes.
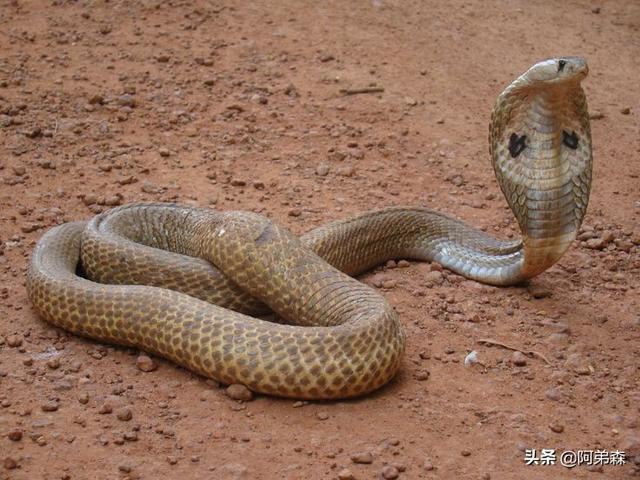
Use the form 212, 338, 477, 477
26, 57, 593, 399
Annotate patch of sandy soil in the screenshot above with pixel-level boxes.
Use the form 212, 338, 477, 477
1, 1, 639, 479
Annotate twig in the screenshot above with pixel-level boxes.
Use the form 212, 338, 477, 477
477, 338, 552, 365
339, 86, 385, 95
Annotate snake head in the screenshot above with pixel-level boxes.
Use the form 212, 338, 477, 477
516, 56, 588, 88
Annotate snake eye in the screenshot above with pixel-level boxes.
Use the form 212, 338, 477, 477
558, 59, 566, 72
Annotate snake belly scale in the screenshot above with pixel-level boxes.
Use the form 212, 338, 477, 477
27, 57, 592, 399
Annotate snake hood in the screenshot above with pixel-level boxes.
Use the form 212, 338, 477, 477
490, 56, 592, 281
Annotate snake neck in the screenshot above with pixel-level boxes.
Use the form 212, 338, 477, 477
491, 76, 592, 282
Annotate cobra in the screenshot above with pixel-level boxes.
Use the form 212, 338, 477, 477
27, 57, 592, 399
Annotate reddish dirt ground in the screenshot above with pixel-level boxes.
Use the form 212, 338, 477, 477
1, 1, 639, 479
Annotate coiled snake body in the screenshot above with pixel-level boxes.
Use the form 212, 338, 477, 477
27, 58, 592, 399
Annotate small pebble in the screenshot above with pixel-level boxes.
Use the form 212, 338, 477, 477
545, 388, 562, 401
463, 351, 479, 367
527, 284, 551, 299
424, 271, 444, 286
82, 193, 99, 206
7, 429, 23, 441
117, 94, 137, 108
6, 335, 22, 348
549, 422, 564, 433
448, 174, 464, 187
511, 351, 528, 367
53, 378, 73, 392
136, 355, 157, 372
381, 466, 399, 479
226, 384, 253, 402
337, 468, 355, 480
564, 353, 591, 375
284, 83, 298, 96
103, 194, 122, 206
116, 175, 137, 186
316, 412, 329, 421
328, 151, 346, 162
37, 159, 55, 169
0, 115, 12, 127
88, 94, 104, 105
350, 451, 373, 464
41, 401, 59, 412
21, 223, 42, 233
141, 180, 161, 194
585, 237, 605, 250
404, 97, 417, 106
382, 279, 396, 289
3, 457, 18, 470
116, 407, 133, 421
337, 165, 356, 177
316, 163, 330, 176
23, 127, 42, 138
46, 358, 61, 370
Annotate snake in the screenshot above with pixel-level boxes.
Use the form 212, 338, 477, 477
27, 57, 592, 399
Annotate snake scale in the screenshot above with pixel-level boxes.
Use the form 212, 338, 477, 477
27, 57, 592, 399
